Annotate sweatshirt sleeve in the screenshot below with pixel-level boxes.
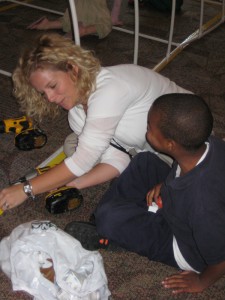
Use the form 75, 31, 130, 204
64, 115, 124, 176
64, 73, 132, 176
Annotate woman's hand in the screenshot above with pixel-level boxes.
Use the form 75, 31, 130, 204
0, 184, 27, 211
146, 183, 162, 207
0, 162, 76, 212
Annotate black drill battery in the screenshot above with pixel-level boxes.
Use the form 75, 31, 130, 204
45, 186, 83, 214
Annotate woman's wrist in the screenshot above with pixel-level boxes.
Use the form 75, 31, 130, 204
23, 180, 36, 200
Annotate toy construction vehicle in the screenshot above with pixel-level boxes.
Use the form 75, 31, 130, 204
0, 116, 47, 150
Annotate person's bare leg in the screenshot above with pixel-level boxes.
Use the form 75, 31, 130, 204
111, 0, 123, 26
27, 17, 62, 30
78, 23, 98, 37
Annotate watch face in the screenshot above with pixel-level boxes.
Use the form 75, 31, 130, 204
24, 184, 31, 193
23, 181, 35, 199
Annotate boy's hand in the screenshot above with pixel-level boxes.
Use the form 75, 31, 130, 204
146, 183, 162, 206
162, 271, 205, 294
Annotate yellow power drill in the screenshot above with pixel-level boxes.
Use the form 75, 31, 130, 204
8, 147, 83, 215
0, 116, 47, 150
0, 115, 32, 134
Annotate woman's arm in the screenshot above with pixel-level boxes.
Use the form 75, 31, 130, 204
66, 143, 131, 189
67, 163, 120, 189
0, 162, 75, 210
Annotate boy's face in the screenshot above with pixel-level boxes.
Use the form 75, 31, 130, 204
146, 108, 169, 154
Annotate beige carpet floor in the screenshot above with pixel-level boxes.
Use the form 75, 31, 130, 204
1, 0, 225, 299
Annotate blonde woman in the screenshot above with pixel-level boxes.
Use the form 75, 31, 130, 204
0, 33, 190, 211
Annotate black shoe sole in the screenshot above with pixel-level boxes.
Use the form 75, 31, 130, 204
64, 221, 126, 252
64, 221, 100, 251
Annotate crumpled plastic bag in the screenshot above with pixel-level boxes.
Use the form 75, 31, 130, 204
0, 220, 111, 300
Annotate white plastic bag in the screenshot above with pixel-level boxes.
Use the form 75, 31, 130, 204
0, 220, 111, 300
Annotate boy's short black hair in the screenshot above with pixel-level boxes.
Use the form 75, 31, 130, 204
150, 93, 213, 151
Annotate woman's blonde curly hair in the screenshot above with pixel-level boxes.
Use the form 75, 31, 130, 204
12, 33, 101, 122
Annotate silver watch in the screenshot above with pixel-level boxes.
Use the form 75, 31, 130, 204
23, 180, 35, 200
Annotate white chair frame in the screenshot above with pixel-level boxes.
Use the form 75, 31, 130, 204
0, 0, 224, 76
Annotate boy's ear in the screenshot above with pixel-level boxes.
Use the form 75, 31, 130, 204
167, 139, 176, 152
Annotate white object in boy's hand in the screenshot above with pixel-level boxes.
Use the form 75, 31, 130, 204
148, 202, 159, 213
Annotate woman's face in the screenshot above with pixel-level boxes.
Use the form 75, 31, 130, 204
29, 67, 80, 110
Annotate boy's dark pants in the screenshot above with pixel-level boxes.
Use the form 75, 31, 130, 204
95, 152, 178, 268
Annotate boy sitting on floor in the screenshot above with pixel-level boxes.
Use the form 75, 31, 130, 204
65, 93, 225, 294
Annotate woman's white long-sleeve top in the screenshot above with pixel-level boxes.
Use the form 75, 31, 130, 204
65, 64, 190, 176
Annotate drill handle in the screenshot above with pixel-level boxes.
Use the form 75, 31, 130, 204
0, 116, 33, 134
